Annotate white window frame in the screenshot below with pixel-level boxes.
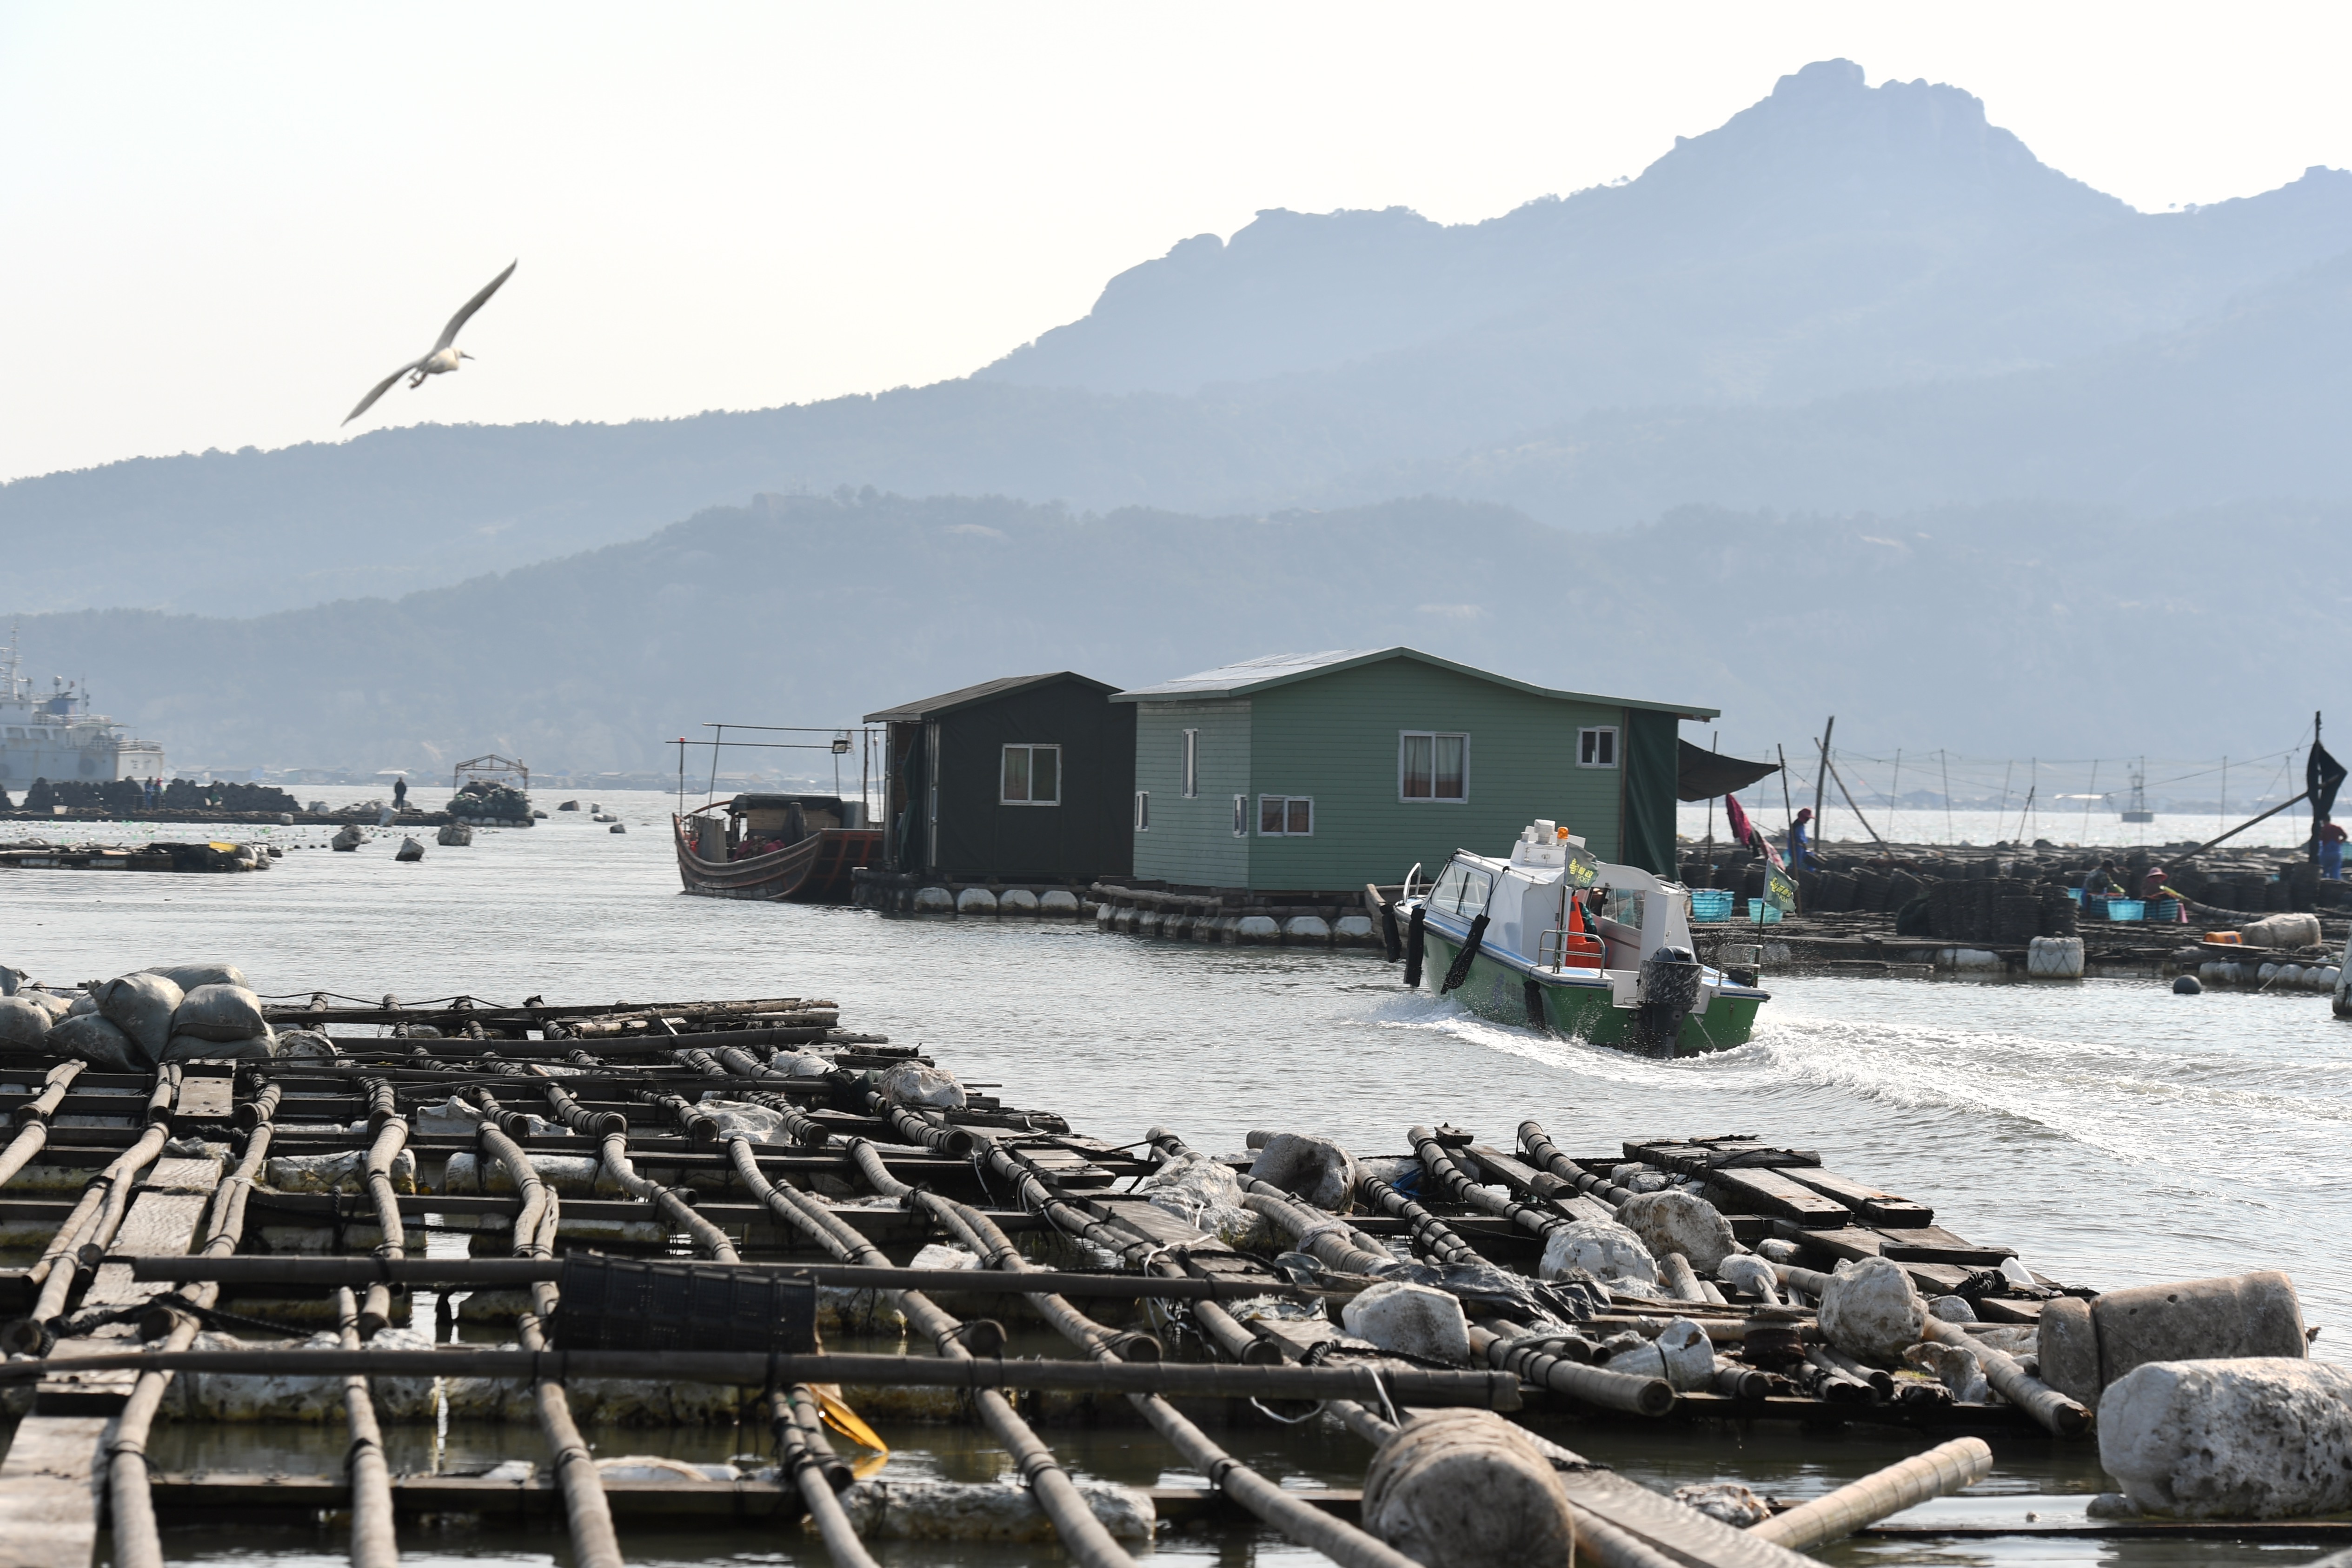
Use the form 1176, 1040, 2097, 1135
1577, 726, 1619, 770
1232, 793, 1247, 836
1000, 743, 1063, 805
1134, 791, 1150, 831
1181, 729, 1199, 798
1258, 795, 1314, 837
1398, 731, 1470, 803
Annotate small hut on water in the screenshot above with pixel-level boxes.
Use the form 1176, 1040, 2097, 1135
864, 672, 1135, 887
1113, 648, 1715, 894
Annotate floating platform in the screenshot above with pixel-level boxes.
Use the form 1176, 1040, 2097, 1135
0, 841, 279, 873
0, 986, 2304, 1565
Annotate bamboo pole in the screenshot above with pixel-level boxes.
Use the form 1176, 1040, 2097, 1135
1919, 1318, 2088, 1435
1825, 756, 1891, 850
1517, 1122, 1636, 1207
126, 1255, 1329, 1302
12, 1119, 171, 1349
1746, 1437, 1993, 1549
728, 1136, 1141, 1568
106, 1091, 276, 1568
1813, 718, 1834, 848
1658, 1252, 1709, 1304
598, 1129, 738, 1259
911, 1140, 1426, 1568
336, 1288, 400, 1568
1354, 1173, 1485, 1267
773, 1388, 880, 1568
1411, 1125, 1560, 1241
356, 1099, 408, 1336
0, 1061, 83, 1186
480, 1122, 622, 1568
1468, 1322, 1675, 1418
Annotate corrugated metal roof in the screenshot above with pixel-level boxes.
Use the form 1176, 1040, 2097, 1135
863, 671, 1116, 723
1111, 646, 1717, 718
1112, 649, 1381, 698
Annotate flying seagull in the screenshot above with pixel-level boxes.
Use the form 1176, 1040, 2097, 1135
342, 260, 518, 425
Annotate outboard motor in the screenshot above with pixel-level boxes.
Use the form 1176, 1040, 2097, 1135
1633, 945, 1703, 1055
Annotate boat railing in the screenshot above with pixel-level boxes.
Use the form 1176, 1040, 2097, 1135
1535, 928, 1606, 973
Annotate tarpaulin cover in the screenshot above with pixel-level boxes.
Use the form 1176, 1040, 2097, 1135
1676, 741, 1781, 802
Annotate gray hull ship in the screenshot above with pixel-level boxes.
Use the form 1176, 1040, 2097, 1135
0, 631, 166, 791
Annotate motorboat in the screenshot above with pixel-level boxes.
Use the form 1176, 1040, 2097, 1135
1397, 819, 1769, 1056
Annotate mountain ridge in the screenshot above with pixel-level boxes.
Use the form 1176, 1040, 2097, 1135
8, 59, 2352, 618
7, 490, 2341, 774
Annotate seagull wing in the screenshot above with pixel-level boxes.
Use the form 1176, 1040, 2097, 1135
343, 360, 423, 426
434, 259, 518, 352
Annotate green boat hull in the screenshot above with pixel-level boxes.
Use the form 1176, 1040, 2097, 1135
1422, 929, 1764, 1057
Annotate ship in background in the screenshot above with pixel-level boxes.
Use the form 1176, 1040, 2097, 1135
0, 627, 166, 789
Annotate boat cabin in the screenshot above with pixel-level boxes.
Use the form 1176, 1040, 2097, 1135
1427, 824, 1697, 994
689, 792, 861, 863
865, 672, 1135, 884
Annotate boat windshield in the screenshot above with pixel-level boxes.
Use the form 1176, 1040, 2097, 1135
1428, 859, 1495, 919
1598, 886, 1645, 930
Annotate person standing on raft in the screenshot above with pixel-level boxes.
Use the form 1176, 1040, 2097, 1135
2323, 822, 2347, 881
393, 776, 408, 813
1786, 808, 1816, 873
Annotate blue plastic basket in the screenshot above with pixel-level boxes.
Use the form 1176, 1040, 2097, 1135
2064, 887, 2084, 906
2105, 898, 2147, 923
1689, 889, 1735, 922
1744, 899, 1784, 924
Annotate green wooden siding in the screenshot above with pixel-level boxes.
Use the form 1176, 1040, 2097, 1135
1137, 660, 1631, 891
1132, 699, 1252, 885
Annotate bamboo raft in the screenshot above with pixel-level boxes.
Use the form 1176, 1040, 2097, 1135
0, 990, 2314, 1566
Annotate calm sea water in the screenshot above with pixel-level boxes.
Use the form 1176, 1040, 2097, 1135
8, 790, 2348, 1565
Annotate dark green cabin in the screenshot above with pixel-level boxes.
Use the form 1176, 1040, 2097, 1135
1112, 648, 1714, 892
867, 672, 1135, 883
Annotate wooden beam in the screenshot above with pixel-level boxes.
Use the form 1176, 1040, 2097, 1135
0, 1415, 114, 1568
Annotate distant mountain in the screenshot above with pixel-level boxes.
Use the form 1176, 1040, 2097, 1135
12, 491, 2341, 775
0, 384, 1343, 615
8, 58, 2352, 618
1360, 247, 2352, 524
983, 60, 2352, 433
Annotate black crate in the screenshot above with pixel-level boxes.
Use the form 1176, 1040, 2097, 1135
553, 1256, 817, 1354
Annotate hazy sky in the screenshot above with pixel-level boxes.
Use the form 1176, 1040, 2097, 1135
5, 1, 2349, 482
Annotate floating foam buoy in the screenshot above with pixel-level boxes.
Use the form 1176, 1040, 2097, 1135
608, 822, 627, 834
2173, 974, 2201, 994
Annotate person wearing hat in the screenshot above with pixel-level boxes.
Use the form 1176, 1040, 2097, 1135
1787, 808, 1816, 872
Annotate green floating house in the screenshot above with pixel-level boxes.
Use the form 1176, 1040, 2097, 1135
1112, 648, 1715, 894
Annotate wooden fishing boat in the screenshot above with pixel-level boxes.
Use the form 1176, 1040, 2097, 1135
1399, 819, 1770, 1056
673, 793, 880, 903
